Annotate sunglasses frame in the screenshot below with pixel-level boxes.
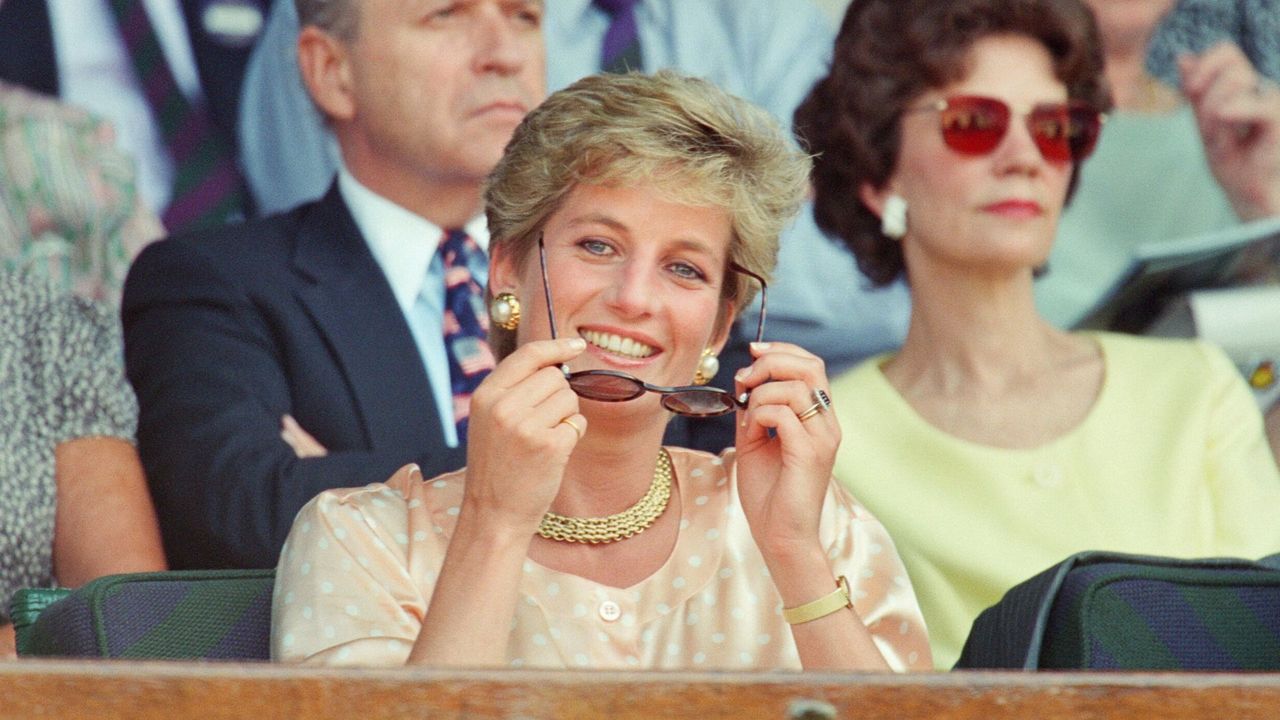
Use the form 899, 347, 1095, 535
537, 233, 766, 417
908, 94, 1105, 163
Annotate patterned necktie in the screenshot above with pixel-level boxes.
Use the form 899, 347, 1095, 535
440, 229, 495, 443
594, 0, 643, 73
104, 0, 248, 233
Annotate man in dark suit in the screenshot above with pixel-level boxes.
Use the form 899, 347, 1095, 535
122, 0, 547, 568
0, 0, 266, 231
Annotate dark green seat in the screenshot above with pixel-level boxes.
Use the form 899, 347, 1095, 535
10, 569, 275, 660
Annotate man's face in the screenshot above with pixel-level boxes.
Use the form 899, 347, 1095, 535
336, 0, 546, 203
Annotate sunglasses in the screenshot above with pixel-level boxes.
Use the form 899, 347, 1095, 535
538, 234, 766, 417
908, 95, 1104, 163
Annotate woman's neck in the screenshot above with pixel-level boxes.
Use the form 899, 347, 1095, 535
889, 266, 1063, 392
551, 409, 672, 518
1102, 31, 1181, 113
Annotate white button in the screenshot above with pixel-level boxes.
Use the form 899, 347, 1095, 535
1034, 464, 1063, 488
598, 600, 622, 622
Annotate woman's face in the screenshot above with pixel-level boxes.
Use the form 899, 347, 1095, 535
865, 34, 1075, 279
493, 182, 735, 414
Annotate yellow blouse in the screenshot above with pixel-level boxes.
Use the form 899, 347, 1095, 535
272, 447, 932, 671
832, 333, 1280, 668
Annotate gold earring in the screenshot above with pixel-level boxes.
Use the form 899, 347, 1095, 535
490, 292, 521, 330
693, 348, 719, 386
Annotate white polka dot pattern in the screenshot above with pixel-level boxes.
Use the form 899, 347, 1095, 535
271, 448, 931, 670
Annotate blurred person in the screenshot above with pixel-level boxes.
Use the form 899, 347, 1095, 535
0, 0, 266, 233
796, 0, 1280, 668
1036, 0, 1280, 328
122, 0, 545, 569
0, 80, 162, 307
272, 71, 930, 671
0, 267, 166, 658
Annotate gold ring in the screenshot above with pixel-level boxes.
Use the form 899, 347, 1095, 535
559, 416, 584, 439
796, 401, 826, 423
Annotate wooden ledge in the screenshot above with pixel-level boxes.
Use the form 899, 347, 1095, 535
3, 661, 1280, 719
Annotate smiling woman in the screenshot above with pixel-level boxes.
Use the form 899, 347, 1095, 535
270, 71, 932, 672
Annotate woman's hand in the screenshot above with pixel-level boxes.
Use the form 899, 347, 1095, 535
459, 337, 588, 537
409, 337, 586, 668
1180, 42, 1280, 220
732, 341, 841, 561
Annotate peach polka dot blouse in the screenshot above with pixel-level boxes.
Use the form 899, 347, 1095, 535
271, 447, 931, 670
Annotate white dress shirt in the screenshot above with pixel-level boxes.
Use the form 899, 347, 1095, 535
47, 0, 203, 215
337, 167, 489, 448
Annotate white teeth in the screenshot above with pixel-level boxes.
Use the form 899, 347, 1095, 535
581, 330, 656, 359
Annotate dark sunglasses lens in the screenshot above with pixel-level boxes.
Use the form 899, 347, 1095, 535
1028, 103, 1102, 162
940, 97, 1008, 155
1065, 105, 1102, 161
661, 390, 736, 417
568, 373, 646, 401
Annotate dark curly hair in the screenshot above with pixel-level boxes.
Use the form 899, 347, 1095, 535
794, 0, 1111, 286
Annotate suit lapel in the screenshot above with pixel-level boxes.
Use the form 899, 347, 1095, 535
291, 185, 461, 463
0, 0, 59, 94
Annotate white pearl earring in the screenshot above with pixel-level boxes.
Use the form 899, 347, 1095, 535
882, 194, 908, 240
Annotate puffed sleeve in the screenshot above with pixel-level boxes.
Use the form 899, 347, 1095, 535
271, 465, 445, 666
820, 480, 933, 671
1197, 342, 1280, 557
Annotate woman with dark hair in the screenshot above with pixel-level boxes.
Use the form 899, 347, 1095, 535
795, 0, 1280, 668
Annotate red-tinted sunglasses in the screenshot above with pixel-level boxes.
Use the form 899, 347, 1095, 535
908, 95, 1105, 163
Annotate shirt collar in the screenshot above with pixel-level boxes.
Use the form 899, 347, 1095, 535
337, 166, 490, 313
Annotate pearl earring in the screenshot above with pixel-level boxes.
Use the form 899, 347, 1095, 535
882, 194, 908, 240
489, 292, 521, 330
693, 348, 719, 386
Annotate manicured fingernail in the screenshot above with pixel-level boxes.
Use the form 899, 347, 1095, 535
567, 338, 586, 350
750, 342, 771, 351
735, 368, 750, 382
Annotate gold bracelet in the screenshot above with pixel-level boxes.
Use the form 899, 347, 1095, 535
782, 576, 852, 625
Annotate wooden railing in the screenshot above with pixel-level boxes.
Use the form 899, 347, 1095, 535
4, 662, 1280, 719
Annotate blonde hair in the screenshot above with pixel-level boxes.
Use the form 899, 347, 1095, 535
484, 70, 811, 359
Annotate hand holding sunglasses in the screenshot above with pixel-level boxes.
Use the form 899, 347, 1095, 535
538, 234, 766, 418
908, 94, 1105, 162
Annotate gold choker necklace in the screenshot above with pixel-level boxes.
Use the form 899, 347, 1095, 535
537, 449, 673, 544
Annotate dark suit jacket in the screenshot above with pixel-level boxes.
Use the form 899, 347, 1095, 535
0, 0, 263, 170
122, 185, 465, 569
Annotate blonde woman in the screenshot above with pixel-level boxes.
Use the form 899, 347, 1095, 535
272, 72, 930, 671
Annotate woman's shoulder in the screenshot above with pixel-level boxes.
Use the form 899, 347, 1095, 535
0, 269, 110, 339
1091, 331, 1234, 377
828, 353, 896, 407
1089, 332, 1247, 416
300, 465, 467, 530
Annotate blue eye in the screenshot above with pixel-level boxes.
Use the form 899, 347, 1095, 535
579, 239, 614, 256
669, 262, 707, 281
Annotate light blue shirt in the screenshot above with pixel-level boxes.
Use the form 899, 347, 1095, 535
337, 168, 489, 448
1035, 106, 1237, 328
238, 0, 910, 375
